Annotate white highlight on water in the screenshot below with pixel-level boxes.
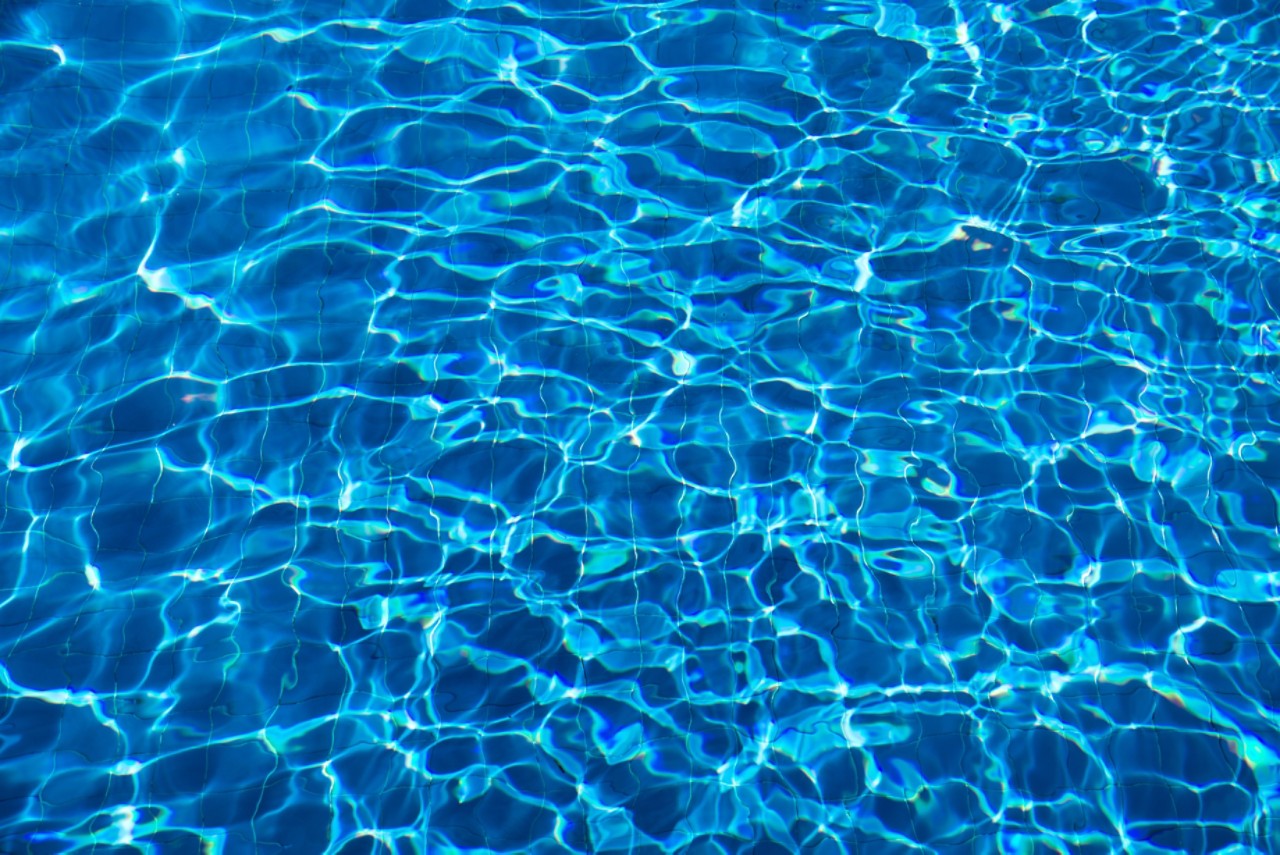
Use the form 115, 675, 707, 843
672, 350, 695, 377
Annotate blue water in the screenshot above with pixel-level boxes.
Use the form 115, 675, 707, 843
1, 0, 1279, 852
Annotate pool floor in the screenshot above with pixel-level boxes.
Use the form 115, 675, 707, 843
1, 0, 1279, 853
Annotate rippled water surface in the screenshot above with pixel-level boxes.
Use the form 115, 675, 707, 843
2, 0, 1280, 852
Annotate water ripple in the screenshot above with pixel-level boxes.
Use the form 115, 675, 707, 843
1, 0, 1279, 852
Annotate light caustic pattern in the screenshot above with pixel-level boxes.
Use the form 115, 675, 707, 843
1, 0, 1279, 852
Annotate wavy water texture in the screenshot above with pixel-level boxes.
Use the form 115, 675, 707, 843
1, 0, 1279, 852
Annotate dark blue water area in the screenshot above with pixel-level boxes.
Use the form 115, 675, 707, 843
1, 0, 1280, 852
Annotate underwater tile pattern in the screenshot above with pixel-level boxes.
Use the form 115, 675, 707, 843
1, 0, 1280, 852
